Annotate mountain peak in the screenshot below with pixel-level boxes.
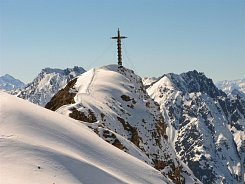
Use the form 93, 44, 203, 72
46, 65, 200, 183
0, 74, 25, 91
3, 74, 15, 79
146, 70, 245, 184
13, 66, 86, 106
161, 70, 226, 98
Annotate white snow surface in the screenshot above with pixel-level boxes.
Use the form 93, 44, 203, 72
0, 92, 170, 184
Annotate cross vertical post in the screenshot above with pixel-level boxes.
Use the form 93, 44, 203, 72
111, 28, 127, 66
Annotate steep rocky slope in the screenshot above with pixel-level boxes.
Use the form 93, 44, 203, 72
146, 70, 245, 184
46, 65, 200, 183
13, 66, 85, 106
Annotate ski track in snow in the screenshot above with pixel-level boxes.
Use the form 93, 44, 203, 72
86, 68, 96, 94
75, 68, 98, 103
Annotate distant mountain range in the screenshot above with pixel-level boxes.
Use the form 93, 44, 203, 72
11, 66, 85, 106
0, 74, 25, 91
216, 78, 245, 94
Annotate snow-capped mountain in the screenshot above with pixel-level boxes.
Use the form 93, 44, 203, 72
146, 70, 245, 184
0, 74, 25, 91
216, 78, 245, 94
0, 92, 171, 184
13, 66, 85, 106
46, 65, 200, 183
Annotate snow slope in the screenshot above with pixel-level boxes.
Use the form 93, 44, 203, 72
12, 66, 85, 106
0, 74, 25, 91
146, 71, 245, 184
0, 92, 171, 184
46, 65, 200, 183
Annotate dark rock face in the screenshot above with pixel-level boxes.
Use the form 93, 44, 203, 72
45, 78, 77, 111
46, 65, 199, 183
146, 71, 245, 184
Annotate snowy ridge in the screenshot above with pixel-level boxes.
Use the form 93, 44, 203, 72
46, 65, 200, 183
12, 66, 85, 106
146, 71, 245, 184
0, 74, 25, 91
0, 92, 170, 184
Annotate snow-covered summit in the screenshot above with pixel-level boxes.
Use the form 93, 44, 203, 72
12, 66, 85, 106
46, 65, 200, 183
0, 92, 170, 184
0, 74, 25, 91
146, 71, 245, 184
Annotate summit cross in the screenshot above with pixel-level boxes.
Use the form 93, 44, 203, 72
111, 28, 127, 66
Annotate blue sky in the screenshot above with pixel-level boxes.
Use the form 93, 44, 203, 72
1, 0, 244, 83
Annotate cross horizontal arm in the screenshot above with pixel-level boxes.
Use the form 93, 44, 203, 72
111, 36, 127, 39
